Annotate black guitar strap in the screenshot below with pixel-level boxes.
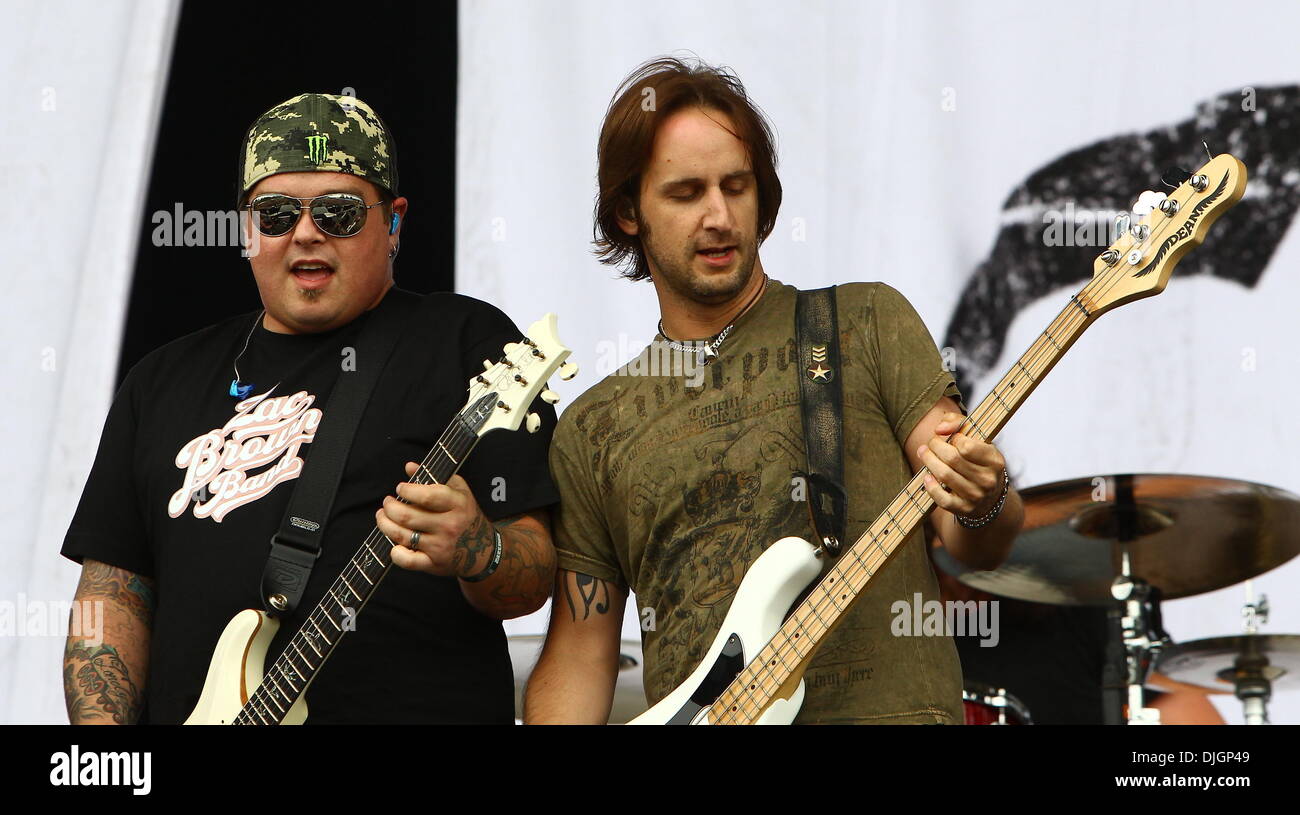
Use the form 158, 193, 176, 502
260, 298, 412, 618
795, 286, 847, 556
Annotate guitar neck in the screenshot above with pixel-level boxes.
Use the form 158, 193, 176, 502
706, 284, 1103, 724
233, 416, 482, 725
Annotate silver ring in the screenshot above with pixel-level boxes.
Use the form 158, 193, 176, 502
408, 530, 421, 551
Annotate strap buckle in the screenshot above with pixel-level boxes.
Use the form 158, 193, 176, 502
801, 471, 847, 558
261, 531, 321, 617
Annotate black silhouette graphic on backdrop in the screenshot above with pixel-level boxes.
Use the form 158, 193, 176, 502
943, 85, 1299, 399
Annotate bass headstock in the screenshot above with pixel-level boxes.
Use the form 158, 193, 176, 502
1085, 153, 1246, 315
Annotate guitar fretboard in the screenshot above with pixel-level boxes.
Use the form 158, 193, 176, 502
706, 287, 1102, 724
231, 414, 483, 725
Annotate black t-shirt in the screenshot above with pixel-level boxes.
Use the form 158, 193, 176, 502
62, 288, 559, 724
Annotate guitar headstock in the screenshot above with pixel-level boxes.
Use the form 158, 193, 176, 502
1086, 153, 1246, 315
458, 313, 576, 438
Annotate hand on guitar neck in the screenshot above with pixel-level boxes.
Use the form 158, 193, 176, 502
378, 466, 555, 620
906, 398, 1024, 571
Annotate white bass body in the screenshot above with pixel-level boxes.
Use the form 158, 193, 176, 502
629, 536, 822, 725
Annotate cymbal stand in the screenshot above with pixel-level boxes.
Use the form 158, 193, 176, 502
1236, 586, 1271, 725
1111, 547, 1170, 725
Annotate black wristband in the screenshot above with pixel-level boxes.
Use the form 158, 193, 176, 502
461, 528, 503, 583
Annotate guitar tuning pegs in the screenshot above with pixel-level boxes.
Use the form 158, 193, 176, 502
540, 389, 560, 404
1161, 166, 1192, 188
483, 359, 493, 371
1113, 212, 1131, 237
525, 412, 541, 433
559, 362, 578, 380
1132, 190, 1165, 218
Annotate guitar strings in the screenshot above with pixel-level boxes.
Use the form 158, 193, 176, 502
236, 420, 478, 723
711, 172, 1220, 723
235, 343, 535, 723
725, 181, 1221, 721
715, 257, 1144, 721
715, 279, 1101, 721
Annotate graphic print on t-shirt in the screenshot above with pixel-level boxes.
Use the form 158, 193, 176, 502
168, 387, 323, 522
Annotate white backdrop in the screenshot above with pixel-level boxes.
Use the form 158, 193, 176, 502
5, 0, 1295, 726
0, 1, 178, 724
459, 0, 1300, 723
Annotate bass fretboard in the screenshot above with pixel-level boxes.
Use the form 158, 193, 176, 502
705, 287, 1103, 724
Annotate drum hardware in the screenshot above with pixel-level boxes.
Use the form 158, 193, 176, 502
932, 474, 1300, 606
1157, 583, 1300, 726
1111, 571, 1168, 725
962, 681, 1032, 725
934, 473, 1300, 725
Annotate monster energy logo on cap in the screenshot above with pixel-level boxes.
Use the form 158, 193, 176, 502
306, 134, 329, 164
237, 92, 399, 203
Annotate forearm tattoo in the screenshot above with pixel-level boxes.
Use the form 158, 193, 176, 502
64, 561, 154, 724
563, 573, 610, 622
63, 642, 142, 724
452, 512, 496, 577
480, 514, 555, 615
78, 563, 155, 628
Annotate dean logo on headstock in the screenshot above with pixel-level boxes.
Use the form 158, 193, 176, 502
630, 153, 1247, 725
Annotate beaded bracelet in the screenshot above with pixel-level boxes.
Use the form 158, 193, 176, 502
956, 468, 1010, 530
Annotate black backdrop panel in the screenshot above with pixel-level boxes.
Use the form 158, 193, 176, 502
119, 0, 457, 385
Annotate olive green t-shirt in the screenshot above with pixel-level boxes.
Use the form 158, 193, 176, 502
551, 280, 964, 723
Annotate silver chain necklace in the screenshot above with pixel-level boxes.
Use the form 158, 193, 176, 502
657, 321, 735, 362
657, 276, 768, 363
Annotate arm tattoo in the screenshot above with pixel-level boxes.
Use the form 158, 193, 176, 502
64, 561, 154, 724
480, 514, 555, 615
563, 573, 610, 622
452, 511, 496, 577
78, 562, 156, 628
63, 642, 143, 724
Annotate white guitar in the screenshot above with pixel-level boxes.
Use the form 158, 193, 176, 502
185, 314, 575, 724
631, 153, 1248, 724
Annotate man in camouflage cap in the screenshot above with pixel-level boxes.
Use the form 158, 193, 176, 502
237, 92, 406, 335
60, 92, 560, 725
239, 92, 399, 204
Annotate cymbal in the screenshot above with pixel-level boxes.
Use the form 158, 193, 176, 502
508, 634, 648, 724
1157, 635, 1300, 692
933, 474, 1300, 605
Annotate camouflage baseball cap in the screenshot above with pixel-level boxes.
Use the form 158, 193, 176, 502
237, 92, 399, 203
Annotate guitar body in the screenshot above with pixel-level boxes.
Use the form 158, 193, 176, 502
629, 536, 823, 725
184, 609, 308, 725
181, 314, 574, 725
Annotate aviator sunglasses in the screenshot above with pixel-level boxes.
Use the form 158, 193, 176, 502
243, 192, 387, 238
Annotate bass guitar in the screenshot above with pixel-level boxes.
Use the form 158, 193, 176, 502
630, 153, 1247, 725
